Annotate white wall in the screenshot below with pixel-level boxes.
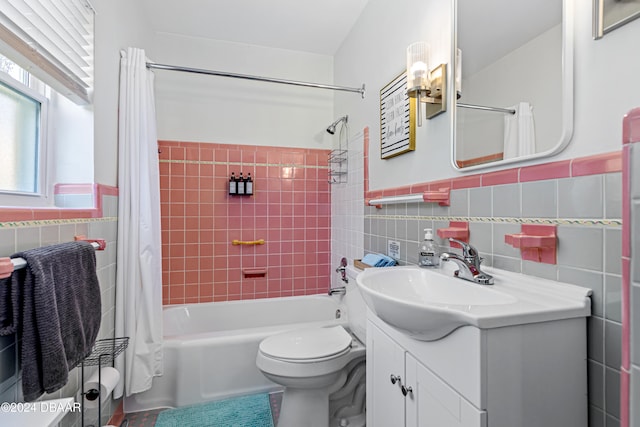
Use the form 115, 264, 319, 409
568, 0, 640, 159
335, 0, 640, 190
150, 33, 336, 149
90, 0, 640, 186
92, 0, 155, 187
92, 1, 337, 181
334, 0, 453, 191
48, 91, 94, 184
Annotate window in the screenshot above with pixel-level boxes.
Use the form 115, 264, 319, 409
0, 55, 47, 201
0, 53, 28, 84
0, 0, 95, 208
0, 0, 95, 104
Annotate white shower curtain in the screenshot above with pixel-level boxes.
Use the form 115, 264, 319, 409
114, 47, 163, 397
503, 101, 536, 159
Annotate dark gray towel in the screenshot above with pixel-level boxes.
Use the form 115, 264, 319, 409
0, 273, 19, 335
12, 241, 102, 401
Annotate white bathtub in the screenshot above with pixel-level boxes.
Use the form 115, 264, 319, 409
123, 295, 346, 413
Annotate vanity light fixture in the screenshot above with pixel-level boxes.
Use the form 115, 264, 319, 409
406, 41, 447, 126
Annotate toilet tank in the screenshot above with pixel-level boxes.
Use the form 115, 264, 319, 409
343, 264, 367, 344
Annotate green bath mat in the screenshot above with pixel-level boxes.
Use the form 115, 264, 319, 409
154, 393, 274, 427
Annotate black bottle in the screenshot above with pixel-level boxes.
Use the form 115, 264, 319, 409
237, 172, 245, 195
245, 173, 253, 195
229, 172, 237, 195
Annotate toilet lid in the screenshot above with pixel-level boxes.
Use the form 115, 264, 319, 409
259, 325, 352, 361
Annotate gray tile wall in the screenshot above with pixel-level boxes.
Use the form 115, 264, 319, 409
632, 365, 640, 427
363, 172, 623, 427
0, 194, 118, 427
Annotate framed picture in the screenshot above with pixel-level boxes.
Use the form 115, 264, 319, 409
380, 71, 416, 159
593, 0, 640, 39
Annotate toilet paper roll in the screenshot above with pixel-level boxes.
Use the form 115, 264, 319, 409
83, 367, 121, 408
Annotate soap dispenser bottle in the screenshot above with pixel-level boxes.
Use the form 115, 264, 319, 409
419, 228, 439, 267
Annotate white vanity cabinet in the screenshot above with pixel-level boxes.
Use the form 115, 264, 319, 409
368, 321, 486, 427
367, 321, 406, 426
405, 353, 486, 427
366, 313, 588, 427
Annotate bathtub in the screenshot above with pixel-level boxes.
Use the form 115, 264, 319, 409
123, 295, 346, 413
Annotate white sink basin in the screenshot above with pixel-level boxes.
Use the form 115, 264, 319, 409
356, 264, 591, 341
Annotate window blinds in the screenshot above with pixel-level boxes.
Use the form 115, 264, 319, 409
0, 0, 94, 104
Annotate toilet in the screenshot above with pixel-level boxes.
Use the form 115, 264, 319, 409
256, 264, 367, 427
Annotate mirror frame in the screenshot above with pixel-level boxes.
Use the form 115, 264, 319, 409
451, 0, 574, 172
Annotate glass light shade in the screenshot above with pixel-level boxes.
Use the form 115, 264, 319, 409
407, 42, 430, 92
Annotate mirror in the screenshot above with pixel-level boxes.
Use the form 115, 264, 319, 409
452, 0, 573, 170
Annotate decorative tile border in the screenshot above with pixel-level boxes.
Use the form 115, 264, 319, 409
623, 106, 640, 144
519, 159, 571, 182
363, 149, 623, 201
0, 217, 117, 229
620, 106, 640, 427
364, 214, 622, 228
53, 183, 95, 194
572, 151, 622, 176
159, 159, 328, 169
482, 169, 519, 186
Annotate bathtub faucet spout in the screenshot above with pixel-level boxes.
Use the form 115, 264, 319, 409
329, 286, 346, 296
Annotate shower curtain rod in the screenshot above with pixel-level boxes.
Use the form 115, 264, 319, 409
458, 103, 516, 115
146, 62, 366, 98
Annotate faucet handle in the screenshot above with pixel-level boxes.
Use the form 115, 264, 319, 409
449, 238, 483, 269
335, 257, 348, 283
448, 238, 475, 256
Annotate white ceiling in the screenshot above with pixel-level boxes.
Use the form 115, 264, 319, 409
141, 0, 561, 74
140, 0, 371, 56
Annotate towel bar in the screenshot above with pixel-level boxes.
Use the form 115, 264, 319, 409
0, 239, 106, 279
231, 239, 265, 246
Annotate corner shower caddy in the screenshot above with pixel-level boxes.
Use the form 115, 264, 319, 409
81, 337, 129, 427
328, 116, 349, 184
328, 148, 348, 184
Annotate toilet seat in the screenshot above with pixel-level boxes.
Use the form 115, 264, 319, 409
256, 324, 366, 427
259, 325, 352, 362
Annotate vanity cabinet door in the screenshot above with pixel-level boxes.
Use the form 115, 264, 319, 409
405, 354, 487, 427
367, 323, 406, 427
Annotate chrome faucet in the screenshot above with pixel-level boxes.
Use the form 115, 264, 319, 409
329, 286, 346, 296
335, 257, 348, 284
329, 257, 348, 296
440, 238, 494, 285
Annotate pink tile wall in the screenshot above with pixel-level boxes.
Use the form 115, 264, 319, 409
158, 140, 332, 305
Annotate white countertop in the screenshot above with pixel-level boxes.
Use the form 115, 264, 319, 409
0, 397, 78, 427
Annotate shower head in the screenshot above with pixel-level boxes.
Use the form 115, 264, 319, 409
326, 115, 348, 135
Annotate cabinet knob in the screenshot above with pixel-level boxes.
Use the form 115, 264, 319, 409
401, 385, 413, 397
390, 374, 401, 385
